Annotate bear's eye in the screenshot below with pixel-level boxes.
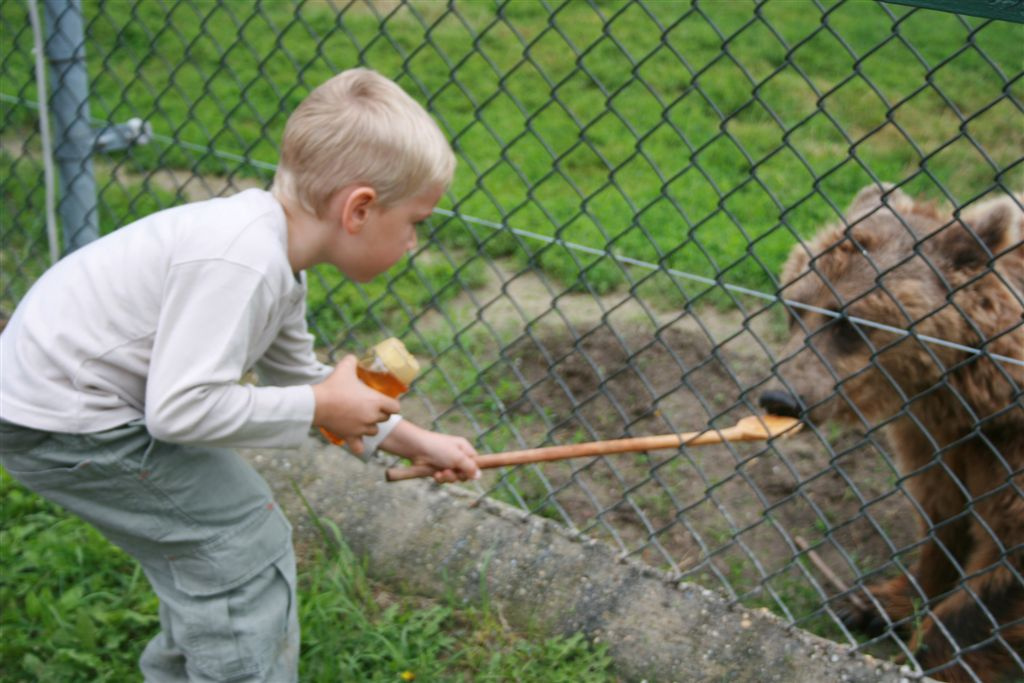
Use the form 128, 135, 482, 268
786, 306, 807, 332
827, 309, 863, 353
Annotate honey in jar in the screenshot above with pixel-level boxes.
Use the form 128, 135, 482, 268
320, 337, 420, 447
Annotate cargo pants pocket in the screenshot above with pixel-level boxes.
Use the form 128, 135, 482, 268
167, 503, 296, 682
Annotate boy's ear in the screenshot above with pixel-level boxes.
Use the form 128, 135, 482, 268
333, 186, 377, 234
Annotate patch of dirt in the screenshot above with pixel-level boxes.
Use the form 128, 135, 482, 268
400, 276, 917, 642
501, 323, 912, 577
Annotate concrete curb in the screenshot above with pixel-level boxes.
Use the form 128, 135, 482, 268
248, 439, 926, 683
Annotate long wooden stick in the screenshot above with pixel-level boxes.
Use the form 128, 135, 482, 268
385, 415, 801, 482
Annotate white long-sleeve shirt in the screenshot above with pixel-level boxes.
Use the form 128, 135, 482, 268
1, 189, 335, 448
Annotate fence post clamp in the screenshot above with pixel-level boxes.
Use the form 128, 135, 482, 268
93, 117, 153, 153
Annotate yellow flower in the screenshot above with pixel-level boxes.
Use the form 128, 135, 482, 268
400, 671, 415, 682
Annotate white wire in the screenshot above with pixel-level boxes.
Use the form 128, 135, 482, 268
434, 208, 1024, 369
1, 91, 1020, 369
26, 0, 59, 265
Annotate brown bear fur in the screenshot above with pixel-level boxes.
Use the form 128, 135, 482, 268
772, 184, 1023, 682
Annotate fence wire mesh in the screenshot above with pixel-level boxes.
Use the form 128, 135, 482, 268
2, 1, 1022, 681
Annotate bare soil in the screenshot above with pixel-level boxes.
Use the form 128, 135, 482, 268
397, 273, 918, 643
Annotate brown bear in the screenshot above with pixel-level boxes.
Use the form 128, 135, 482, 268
761, 184, 1023, 682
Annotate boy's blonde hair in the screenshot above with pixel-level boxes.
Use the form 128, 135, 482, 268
272, 68, 455, 217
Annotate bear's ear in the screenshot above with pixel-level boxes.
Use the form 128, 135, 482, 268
846, 183, 914, 225
943, 198, 1023, 270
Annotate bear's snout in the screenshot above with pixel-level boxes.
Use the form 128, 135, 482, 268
759, 390, 803, 418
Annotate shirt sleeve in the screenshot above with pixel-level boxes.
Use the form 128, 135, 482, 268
144, 260, 314, 448
253, 280, 333, 387
361, 413, 403, 456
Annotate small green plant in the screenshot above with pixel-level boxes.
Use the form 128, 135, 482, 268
294, 484, 615, 682
0, 470, 159, 682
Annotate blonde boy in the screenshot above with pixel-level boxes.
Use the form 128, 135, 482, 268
0, 68, 479, 682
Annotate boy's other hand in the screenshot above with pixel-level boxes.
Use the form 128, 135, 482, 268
312, 355, 401, 455
403, 428, 481, 484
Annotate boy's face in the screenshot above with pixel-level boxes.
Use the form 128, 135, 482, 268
332, 183, 444, 282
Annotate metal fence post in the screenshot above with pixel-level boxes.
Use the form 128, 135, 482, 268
43, 0, 97, 253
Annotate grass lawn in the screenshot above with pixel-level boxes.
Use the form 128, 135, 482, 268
2, 1, 1020, 325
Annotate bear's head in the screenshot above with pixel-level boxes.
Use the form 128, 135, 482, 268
763, 184, 1023, 436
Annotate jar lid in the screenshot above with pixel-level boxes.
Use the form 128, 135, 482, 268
373, 337, 420, 385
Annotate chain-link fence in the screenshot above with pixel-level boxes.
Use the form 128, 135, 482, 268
2, 1, 1022, 680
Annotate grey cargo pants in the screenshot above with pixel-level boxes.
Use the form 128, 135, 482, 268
0, 420, 299, 682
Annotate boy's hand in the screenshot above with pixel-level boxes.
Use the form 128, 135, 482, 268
381, 421, 481, 483
312, 355, 400, 456
410, 431, 481, 484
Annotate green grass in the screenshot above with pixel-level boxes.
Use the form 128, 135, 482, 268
0, 151, 50, 312
2, 1, 1020, 321
0, 472, 159, 682
0, 469, 615, 682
